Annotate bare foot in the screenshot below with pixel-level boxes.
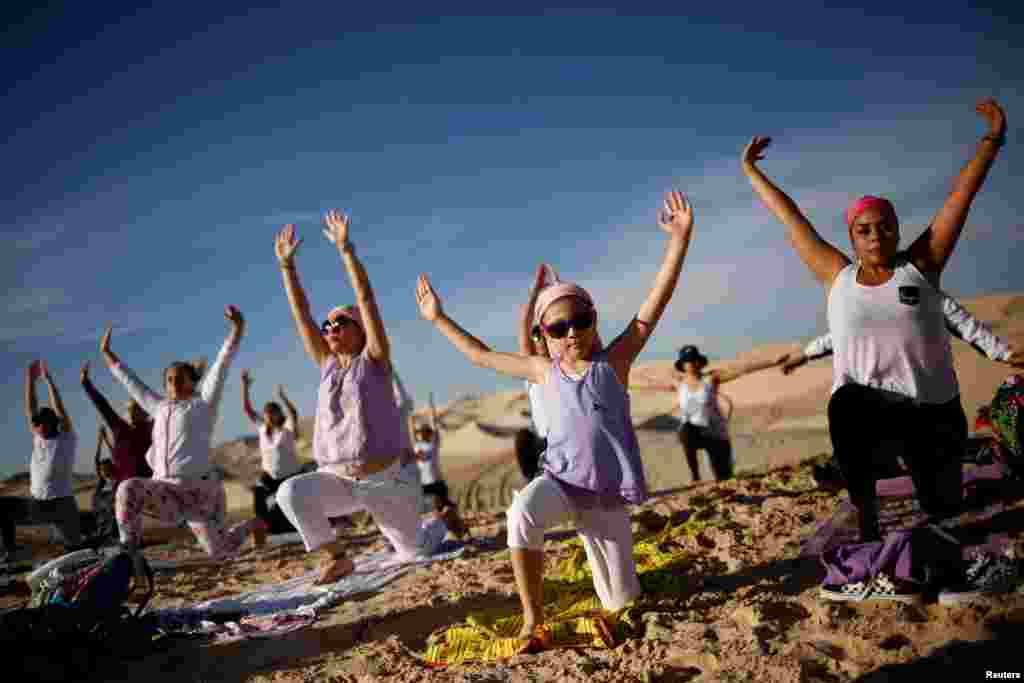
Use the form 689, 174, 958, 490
315, 555, 355, 585
515, 622, 551, 655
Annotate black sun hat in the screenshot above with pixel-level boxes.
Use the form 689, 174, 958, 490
674, 345, 709, 372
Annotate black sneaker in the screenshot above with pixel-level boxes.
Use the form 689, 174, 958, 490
939, 553, 1019, 606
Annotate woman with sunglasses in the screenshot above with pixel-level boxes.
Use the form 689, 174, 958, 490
101, 308, 266, 578
743, 99, 1007, 546
274, 212, 439, 585
417, 190, 694, 651
240, 370, 303, 547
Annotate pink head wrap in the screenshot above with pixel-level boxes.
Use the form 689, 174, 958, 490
532, 267, 602, 353
845, 195, 898, 229
326, 304, 363, 329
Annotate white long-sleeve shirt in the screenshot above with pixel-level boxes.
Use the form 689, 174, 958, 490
805, 291, 1011, 362
110, 336, 239, 480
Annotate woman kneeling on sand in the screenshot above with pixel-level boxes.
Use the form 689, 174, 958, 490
417, 190, 694, 652
742, 99, 1007, 551
274, 211, 440, 585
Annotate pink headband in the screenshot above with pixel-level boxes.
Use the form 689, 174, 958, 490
327, 304, 363, 329
845, 196, 898, 228
533, 282, 595, 330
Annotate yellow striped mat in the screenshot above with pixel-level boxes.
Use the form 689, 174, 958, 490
424, 515, 711, 665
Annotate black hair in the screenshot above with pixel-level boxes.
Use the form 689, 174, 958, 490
163, 361, 201, 384
263, 401, 286, 427
32, 407, 59, 427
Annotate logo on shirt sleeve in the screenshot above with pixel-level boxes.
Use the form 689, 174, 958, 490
898, 286, 920, 306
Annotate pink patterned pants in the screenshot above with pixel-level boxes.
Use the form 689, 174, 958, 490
116, 476, 259, 559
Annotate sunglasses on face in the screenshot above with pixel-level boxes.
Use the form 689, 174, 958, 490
321, 317, 353, 334
543, 310, 596, 340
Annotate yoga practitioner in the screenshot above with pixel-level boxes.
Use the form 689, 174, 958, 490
241, 370, 303, 547
102, 308, 265, 576
86, 427, 118, 543
80, 361, 153, 484
656, 345, 778, 482
273, 212, 440, 586
778, 291, 1024, 374
0, 361, 82, 563
417, 189, 694, 651
743, 98, 1007, 544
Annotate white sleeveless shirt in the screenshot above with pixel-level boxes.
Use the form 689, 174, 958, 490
827, 259, 959, 404
259, 418, 301, 480
677, 380, 728, 439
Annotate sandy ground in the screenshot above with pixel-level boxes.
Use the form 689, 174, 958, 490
3, 292, 1024, 682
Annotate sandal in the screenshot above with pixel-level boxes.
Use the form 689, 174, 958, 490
515, 624, 553, 655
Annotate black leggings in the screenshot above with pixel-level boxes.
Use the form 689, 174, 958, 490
828, 383, 966, 536
678, 424, 734, 482
252, 472, 297, 534
422, 481, 456, 512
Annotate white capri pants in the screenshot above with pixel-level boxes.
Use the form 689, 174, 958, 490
277, 460, 424, 556
507, 475, 641, 611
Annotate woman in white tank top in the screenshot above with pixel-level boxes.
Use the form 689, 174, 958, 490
742, 99, 1008, 553
658, 345, 779, 482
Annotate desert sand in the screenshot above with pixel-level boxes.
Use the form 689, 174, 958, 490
3, 292, 1024, 682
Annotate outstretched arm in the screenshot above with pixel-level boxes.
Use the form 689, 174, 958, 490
277, 384, 300, 439
42, 363, 73, 433
101, 324, 164, 416
518, 265, 548, 356
941, 293, 1012, 363
742, 137, 850, 287
908, 99, 1007, 280
323, 210, 391, 367
81, 361, 126, 433
276, 224, 330, 367
607, 191, 695, 380
713, 355, 792, 385
240, 370, 261, 427
417, 274, 548, 384
199, 306, 244, 418
25, 362, 41, 431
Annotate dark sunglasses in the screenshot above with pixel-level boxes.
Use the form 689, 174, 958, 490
543, 310, 595, 339
321, 317, 353, 333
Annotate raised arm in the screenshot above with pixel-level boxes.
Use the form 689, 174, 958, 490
81, 361, 126, 433
25, 361, 41, 431
742, 137, 850, 287
607, 190, 695, 375
518, 265, 549, 356
199, 306, 244, 416
239, 370, 261, 427
417, 273, 548, 384
907, 100, 1006, 280
323, 210, 391, 366
277, 384, 300, 439
276, 223, 330, 367
101, 324, 164, 416
42, 363, 73, 433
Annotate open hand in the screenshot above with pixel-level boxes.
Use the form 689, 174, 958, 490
742, 136, 772, 170
275, 224, 303, 265
224, 305, 245, 330
1007, 348, 1023, 368
416, 274, 444, 322
657, 190, 694, 237
28, 359, 44, 381
777, 352, 808, 375
976, 98, 1007, 138
323, 209, 351, 247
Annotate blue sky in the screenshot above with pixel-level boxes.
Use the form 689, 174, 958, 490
3, 4, 1023, 477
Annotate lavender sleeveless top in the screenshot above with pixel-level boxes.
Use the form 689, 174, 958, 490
540, 352, 649, 507
314, 352, 405, 471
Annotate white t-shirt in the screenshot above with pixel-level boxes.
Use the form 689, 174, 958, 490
525, 381, 549, 438
827, 260, 959, 404
259, 417, 301, 480
31, 430, 77, 500
414, 434, 442, 485
677, 380, 728, 440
